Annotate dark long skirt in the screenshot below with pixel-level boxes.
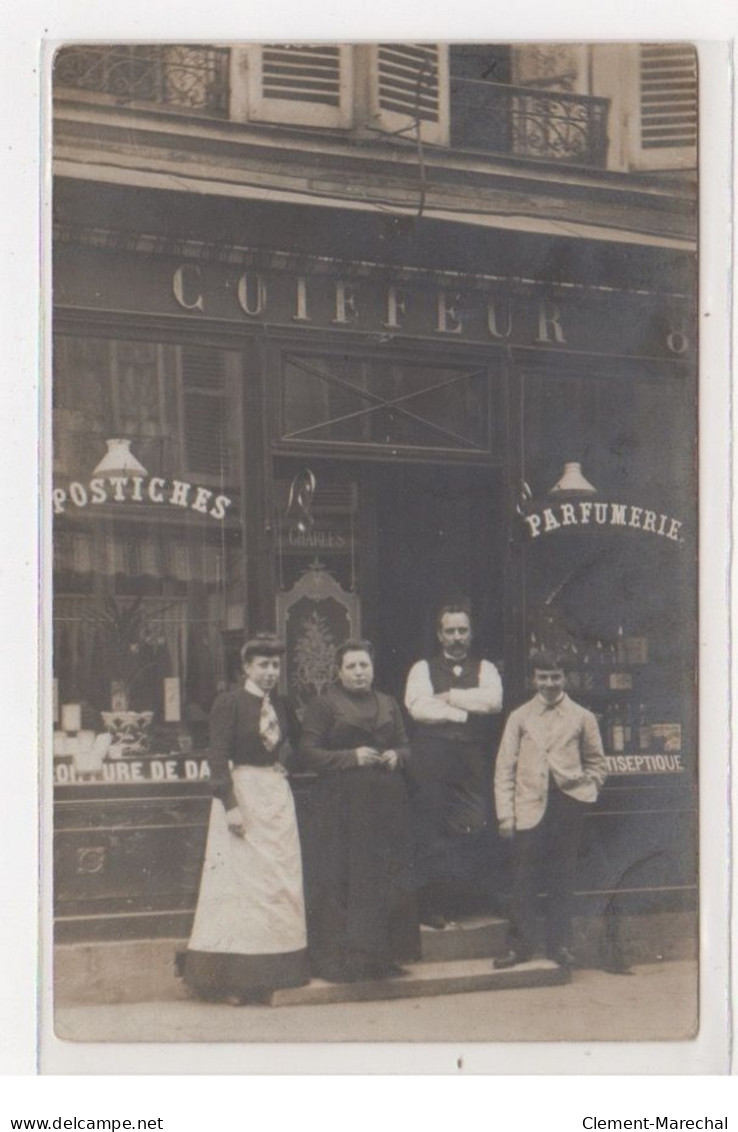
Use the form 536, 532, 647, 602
302, 767, 420, 982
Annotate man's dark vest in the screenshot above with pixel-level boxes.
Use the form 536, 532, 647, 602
413, 655, 492, 746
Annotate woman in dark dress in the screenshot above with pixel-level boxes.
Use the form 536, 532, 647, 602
184, 633, 309, 1003
299, 639, 420, 982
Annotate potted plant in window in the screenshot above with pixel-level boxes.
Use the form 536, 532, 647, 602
85, 596, 171, 757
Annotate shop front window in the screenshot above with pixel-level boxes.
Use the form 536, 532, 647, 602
52, 334, 245, 771
520, 368, 696, 778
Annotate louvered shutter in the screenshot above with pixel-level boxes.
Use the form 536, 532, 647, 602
181, 347, 229, 479
635, 44, 697, 169
248, 44, 353, 127
371, 44, 449, 145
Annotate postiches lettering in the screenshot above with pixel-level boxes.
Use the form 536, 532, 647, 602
52, 477, 232, 520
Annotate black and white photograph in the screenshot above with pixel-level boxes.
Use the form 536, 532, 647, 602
48, 38, 703, 1049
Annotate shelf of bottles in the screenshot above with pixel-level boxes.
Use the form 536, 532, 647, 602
528, 621, 685, 775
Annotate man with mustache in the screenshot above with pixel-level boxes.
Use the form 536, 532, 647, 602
405, 604, 503, 929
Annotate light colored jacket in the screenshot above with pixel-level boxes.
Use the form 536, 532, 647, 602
494, 693, 607, 831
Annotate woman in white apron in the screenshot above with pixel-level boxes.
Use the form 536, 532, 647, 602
184, 634, 309, 1003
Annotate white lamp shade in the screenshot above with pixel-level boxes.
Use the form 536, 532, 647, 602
92, 439, 148, 479
549, 462, 597, 496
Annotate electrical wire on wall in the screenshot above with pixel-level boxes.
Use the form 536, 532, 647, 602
365, 48, 436, 220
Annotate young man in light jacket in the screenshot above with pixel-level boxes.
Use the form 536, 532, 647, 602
494, 649, 607, 969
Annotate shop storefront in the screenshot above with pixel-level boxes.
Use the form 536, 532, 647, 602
52, 186, 696, 950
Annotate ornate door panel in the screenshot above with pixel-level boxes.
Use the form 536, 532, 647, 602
276, 564, 361, 716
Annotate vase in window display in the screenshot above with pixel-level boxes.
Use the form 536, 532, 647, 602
102, 687, 155, 758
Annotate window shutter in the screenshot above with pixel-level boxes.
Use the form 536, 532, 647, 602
371, 44, 449, 145
248, 44, 353, 127
181, 347, 229, 479
634, 44, 697, 169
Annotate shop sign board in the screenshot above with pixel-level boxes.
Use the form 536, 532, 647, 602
53, 750, 687, 785
55, 243, 695, 362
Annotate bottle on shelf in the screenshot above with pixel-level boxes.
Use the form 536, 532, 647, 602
592, 639, 608, 693
600, 703, 611, 747
637, 703, 651, 753
610, 702, 625, 754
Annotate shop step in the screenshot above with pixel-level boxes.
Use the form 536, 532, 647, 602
420, 915, 508, 962
269, 957, 569, 1007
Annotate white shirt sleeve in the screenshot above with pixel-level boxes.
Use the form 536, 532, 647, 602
494, 708, 522, 825
404, 660, 468, 723
447, 660, 503, 715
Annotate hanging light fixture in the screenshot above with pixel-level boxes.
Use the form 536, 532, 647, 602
92, 439, 148, 479
548, 461, 597, 497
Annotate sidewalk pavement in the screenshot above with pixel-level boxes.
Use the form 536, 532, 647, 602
53, 960, 697, 1045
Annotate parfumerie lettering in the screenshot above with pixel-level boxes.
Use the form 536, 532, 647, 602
524, 501, 683, 542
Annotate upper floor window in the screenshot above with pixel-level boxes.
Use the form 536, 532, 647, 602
370, 44, 449, 145
53, 41, 696, 174
54, 44, 230, 117
636, 44, 697, 166
246, 44, 354, 128
450, 44, 608, 167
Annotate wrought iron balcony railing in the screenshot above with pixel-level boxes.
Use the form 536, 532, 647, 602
450, 78, 609, 167
54, 46, 610, 168
54, 45, 230, 117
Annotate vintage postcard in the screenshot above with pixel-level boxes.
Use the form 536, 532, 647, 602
46, 38, 712, 1060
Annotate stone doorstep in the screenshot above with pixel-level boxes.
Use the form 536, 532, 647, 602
53, 916, 511, 1007
53, 911, 695, 1006
269, 957, 570, 1007
420, 916, 508, 962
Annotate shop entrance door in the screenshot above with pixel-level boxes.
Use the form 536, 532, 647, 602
361, 462, 505, 703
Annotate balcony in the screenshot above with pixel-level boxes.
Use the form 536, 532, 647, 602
53, 45, 230, 118
54, 44, 610, 169
450, 78, 609, 168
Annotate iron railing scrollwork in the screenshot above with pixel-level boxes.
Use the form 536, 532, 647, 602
54, 45, 230, 117
55, 48, 609, 167
451, 78, 609, 167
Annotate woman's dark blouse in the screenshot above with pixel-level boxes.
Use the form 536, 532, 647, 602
300, 684, 410, 773
208, 688, 292, 808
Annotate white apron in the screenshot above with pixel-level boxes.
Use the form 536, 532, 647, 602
188, 764, 307, 957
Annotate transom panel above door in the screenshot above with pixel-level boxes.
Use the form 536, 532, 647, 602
275, 351, 503, 461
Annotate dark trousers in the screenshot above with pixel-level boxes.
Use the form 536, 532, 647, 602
411, 738, 490, 917
507, 788, 588, 956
